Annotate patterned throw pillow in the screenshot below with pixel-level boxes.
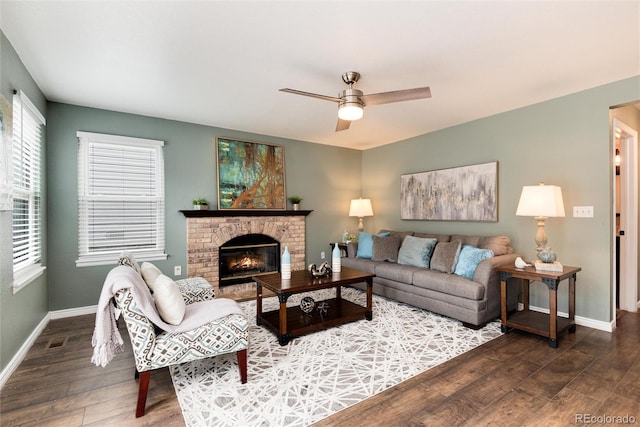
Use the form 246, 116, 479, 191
117, 251, 141, 273
371, 235, 402, 262
453, 245, 494, 279
356, 231, 391, 259
397, 235, 438, 268
430, 240, 462, 274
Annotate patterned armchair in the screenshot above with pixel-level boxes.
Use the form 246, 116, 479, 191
114, 282, 249, 417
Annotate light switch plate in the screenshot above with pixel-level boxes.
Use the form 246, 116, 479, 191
573, 206, 594, 218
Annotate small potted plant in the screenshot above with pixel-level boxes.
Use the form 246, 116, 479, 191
192, 198, 209, 210
288, 196, 303, 211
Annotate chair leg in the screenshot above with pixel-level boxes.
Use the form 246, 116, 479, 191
136, 370, 151, 418
237, 349, 247, 384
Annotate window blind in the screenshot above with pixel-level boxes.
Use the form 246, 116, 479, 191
77, 131, 166, 267
12, 90, 44, 273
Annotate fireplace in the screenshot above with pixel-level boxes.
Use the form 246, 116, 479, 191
181, 209, 310, 289
219, 234, 280, 286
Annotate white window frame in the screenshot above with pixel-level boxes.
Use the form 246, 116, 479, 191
12, 90, 46, 293
76, 131, 167, 267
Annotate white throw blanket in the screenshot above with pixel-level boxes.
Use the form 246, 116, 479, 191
91, 265, 244, 367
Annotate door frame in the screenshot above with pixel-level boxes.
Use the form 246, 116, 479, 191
612, 118, 638, 318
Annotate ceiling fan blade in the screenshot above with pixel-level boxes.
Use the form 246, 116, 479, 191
335, 118, 351, 132
279, 88, 340, 103
361, 87, 431, 106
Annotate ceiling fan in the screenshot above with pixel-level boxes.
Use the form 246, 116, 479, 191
279, 71, 431, 132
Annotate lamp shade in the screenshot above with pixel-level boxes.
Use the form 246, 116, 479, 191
349, 198, 374, 217
516, 184, 565, 218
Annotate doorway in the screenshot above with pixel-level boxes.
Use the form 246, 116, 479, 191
612, 118, 638, 319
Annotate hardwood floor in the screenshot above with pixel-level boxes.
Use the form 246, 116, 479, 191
1, 310, 639, 426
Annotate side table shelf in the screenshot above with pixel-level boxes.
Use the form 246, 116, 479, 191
496, 264, 581, 348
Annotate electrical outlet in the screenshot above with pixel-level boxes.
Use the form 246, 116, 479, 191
320, 251, 326, 259
174, 265, 182, 276
573, 206, 594, 218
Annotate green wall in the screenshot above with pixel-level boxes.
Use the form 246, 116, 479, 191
2, 25, 639, 376
362, 76, 640, 323
0, 32, 48, 372
46, 103, 363, 310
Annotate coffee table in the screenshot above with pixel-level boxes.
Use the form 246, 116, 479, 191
253, 266, 374, 345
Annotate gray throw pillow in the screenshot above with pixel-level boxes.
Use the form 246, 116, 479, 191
397, 235, 438, 268
430, 240, 462, 274
371, 235, 401, 262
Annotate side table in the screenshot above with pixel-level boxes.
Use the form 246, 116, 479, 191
329, 242, 349, 257
496, 264, 581, 348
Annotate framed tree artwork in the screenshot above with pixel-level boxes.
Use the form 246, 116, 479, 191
216, 137, 286, 209
400, 161, 498, 221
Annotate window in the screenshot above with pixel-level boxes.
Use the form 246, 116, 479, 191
76, 131, 166, 267
12, 90, 46, 292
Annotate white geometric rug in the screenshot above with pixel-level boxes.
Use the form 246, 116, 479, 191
170, 287, 501, 427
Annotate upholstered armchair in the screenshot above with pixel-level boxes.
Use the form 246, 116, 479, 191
113, 282, 249, 417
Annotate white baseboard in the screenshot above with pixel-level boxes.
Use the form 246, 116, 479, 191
0, 314, 50, 389
0, 305, 98, 389
49, 305, 97, 319
517, 303, 613, 332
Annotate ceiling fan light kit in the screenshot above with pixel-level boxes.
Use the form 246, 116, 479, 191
279, 71, 431, 132
338, 90, 364, 121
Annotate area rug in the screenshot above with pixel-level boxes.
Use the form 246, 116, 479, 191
170, 288, 501, 427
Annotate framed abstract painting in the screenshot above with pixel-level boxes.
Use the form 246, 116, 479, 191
400, 161, 498, 221
216, 137, 286, 209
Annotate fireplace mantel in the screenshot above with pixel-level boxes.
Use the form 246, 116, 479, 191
180, 209, 312, 218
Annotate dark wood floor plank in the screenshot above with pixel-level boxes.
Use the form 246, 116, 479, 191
462, 389, 549, 426
3, 309, 640, 426
523, 388, 602, 426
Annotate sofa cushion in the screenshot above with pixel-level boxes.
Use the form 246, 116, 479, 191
342, 256, 378, 274
430, 240, 462, 274
450, 235, 482, 248
356, 231, 391, 259
371, 235, 402, 262
397, 235, 438, 268
454, 245, 494, 279
379, 230, 414, 241
412, 269, 486, 300
479, 235, 513, 256
153, 274, 186, 325
374, 263, 423, 283
413, 232, 451, 243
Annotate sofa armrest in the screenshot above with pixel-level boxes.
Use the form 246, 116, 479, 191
473, 253, 519, 285
346, 242, 358, 258
474, 253, 520, 315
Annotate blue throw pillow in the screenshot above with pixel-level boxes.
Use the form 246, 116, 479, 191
397, 235, 438, 268
356, 231, 390, 259
454, 245, 494, 279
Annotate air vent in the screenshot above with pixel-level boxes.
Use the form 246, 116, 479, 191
46, 336, 68, 349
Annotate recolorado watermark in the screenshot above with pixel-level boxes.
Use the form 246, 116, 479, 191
576, 414, 636, 424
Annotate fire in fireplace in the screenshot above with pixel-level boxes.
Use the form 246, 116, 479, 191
219, 234, 280, 286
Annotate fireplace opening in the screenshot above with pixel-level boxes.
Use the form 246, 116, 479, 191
219, 234, 280, 286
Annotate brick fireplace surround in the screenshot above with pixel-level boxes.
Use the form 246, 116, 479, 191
181, 210, 311, 290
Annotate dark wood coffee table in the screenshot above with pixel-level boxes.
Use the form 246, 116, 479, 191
253, 266, 374, 345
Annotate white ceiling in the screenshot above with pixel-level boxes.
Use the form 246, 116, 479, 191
2, 1, 639, 150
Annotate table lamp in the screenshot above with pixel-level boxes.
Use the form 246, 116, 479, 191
349, 198, 373, 231
516, 183, 565, 261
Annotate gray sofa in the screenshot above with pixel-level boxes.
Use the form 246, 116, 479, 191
342, 230, 520, 328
